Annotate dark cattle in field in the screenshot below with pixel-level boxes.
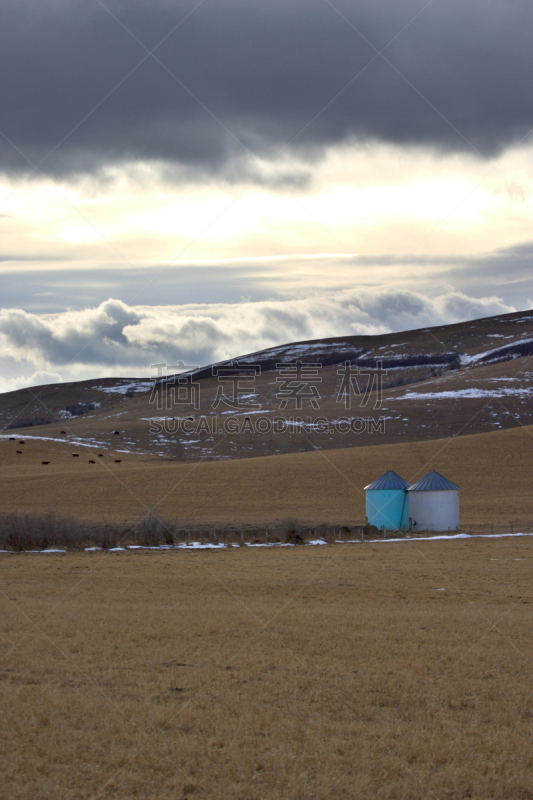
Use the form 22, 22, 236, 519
42, 461, 50, 465
16, 450, 22, 454
61, 430, 67, 435
88, 460, 95, 464
19, 441, 25, 444
113, 431, 120, 435
72, 453, 79, 457
114, 459, 122, 463
98, 454, 104, 457
9, 437, 15, 440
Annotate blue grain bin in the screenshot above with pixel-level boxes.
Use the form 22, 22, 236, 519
364, 470, 411, 530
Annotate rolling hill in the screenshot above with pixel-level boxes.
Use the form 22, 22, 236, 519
1, 308, 532, 462
1, 309, 532, 526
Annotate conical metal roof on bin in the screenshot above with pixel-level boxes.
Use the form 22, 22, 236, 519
408, 470, 459, 492
364, 470, 411, 491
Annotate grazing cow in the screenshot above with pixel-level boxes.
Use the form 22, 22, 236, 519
60, 430, 67, 435
16, 450, 22, 454
42, 461, 50, 465
88, 460, 95, 464
9, 437, 15, 441
98, 454, 104, 457
113, 431, 120, 435
72, 453, 79, 457
19, 441, 25, 444
114, 459, 122, 463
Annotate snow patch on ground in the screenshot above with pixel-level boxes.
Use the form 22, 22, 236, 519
364, 532, 533, 543
486, 375, 533, 381
219, 408, 275, 415
396, 387, 533, 400
460, 337, 533, 366
0, 434, 109, 448
2, 531, 531, 556
91, 381, 153, 394
240, 342, 369, 363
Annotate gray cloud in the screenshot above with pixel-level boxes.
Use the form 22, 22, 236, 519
2, 240, 532, 314
0, 299, 148, 367
0, 289, 518, 393
450, 240, 533, 286
2, 0, 532, 179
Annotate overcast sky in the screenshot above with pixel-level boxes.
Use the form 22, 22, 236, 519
1, 0, 532, 391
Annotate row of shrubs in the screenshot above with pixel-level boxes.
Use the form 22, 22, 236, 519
6, 402, 97, 430
0, 512, 378, 552
479, 339, 533, 363
156, 351, 462, 389
0, 512, 125, 551
6, 417, 52, 429
63, 402, 96, 417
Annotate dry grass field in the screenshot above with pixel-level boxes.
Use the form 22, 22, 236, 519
1, 424, 532, 527
1, 538, 532, 800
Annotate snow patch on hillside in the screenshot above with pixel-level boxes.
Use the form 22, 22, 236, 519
91, 380, 153, 394
0, 433, 109, 447
460, 337, 533, 366
396, 387, 533, 400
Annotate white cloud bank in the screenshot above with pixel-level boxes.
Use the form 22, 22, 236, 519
0, 289, 520, 393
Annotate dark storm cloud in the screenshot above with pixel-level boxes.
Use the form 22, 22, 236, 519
2, 0, 532, 178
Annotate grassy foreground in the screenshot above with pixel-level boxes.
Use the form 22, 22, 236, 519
1, 538, 532, 800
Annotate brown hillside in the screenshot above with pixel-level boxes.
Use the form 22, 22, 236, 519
1, 308, 532, 462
